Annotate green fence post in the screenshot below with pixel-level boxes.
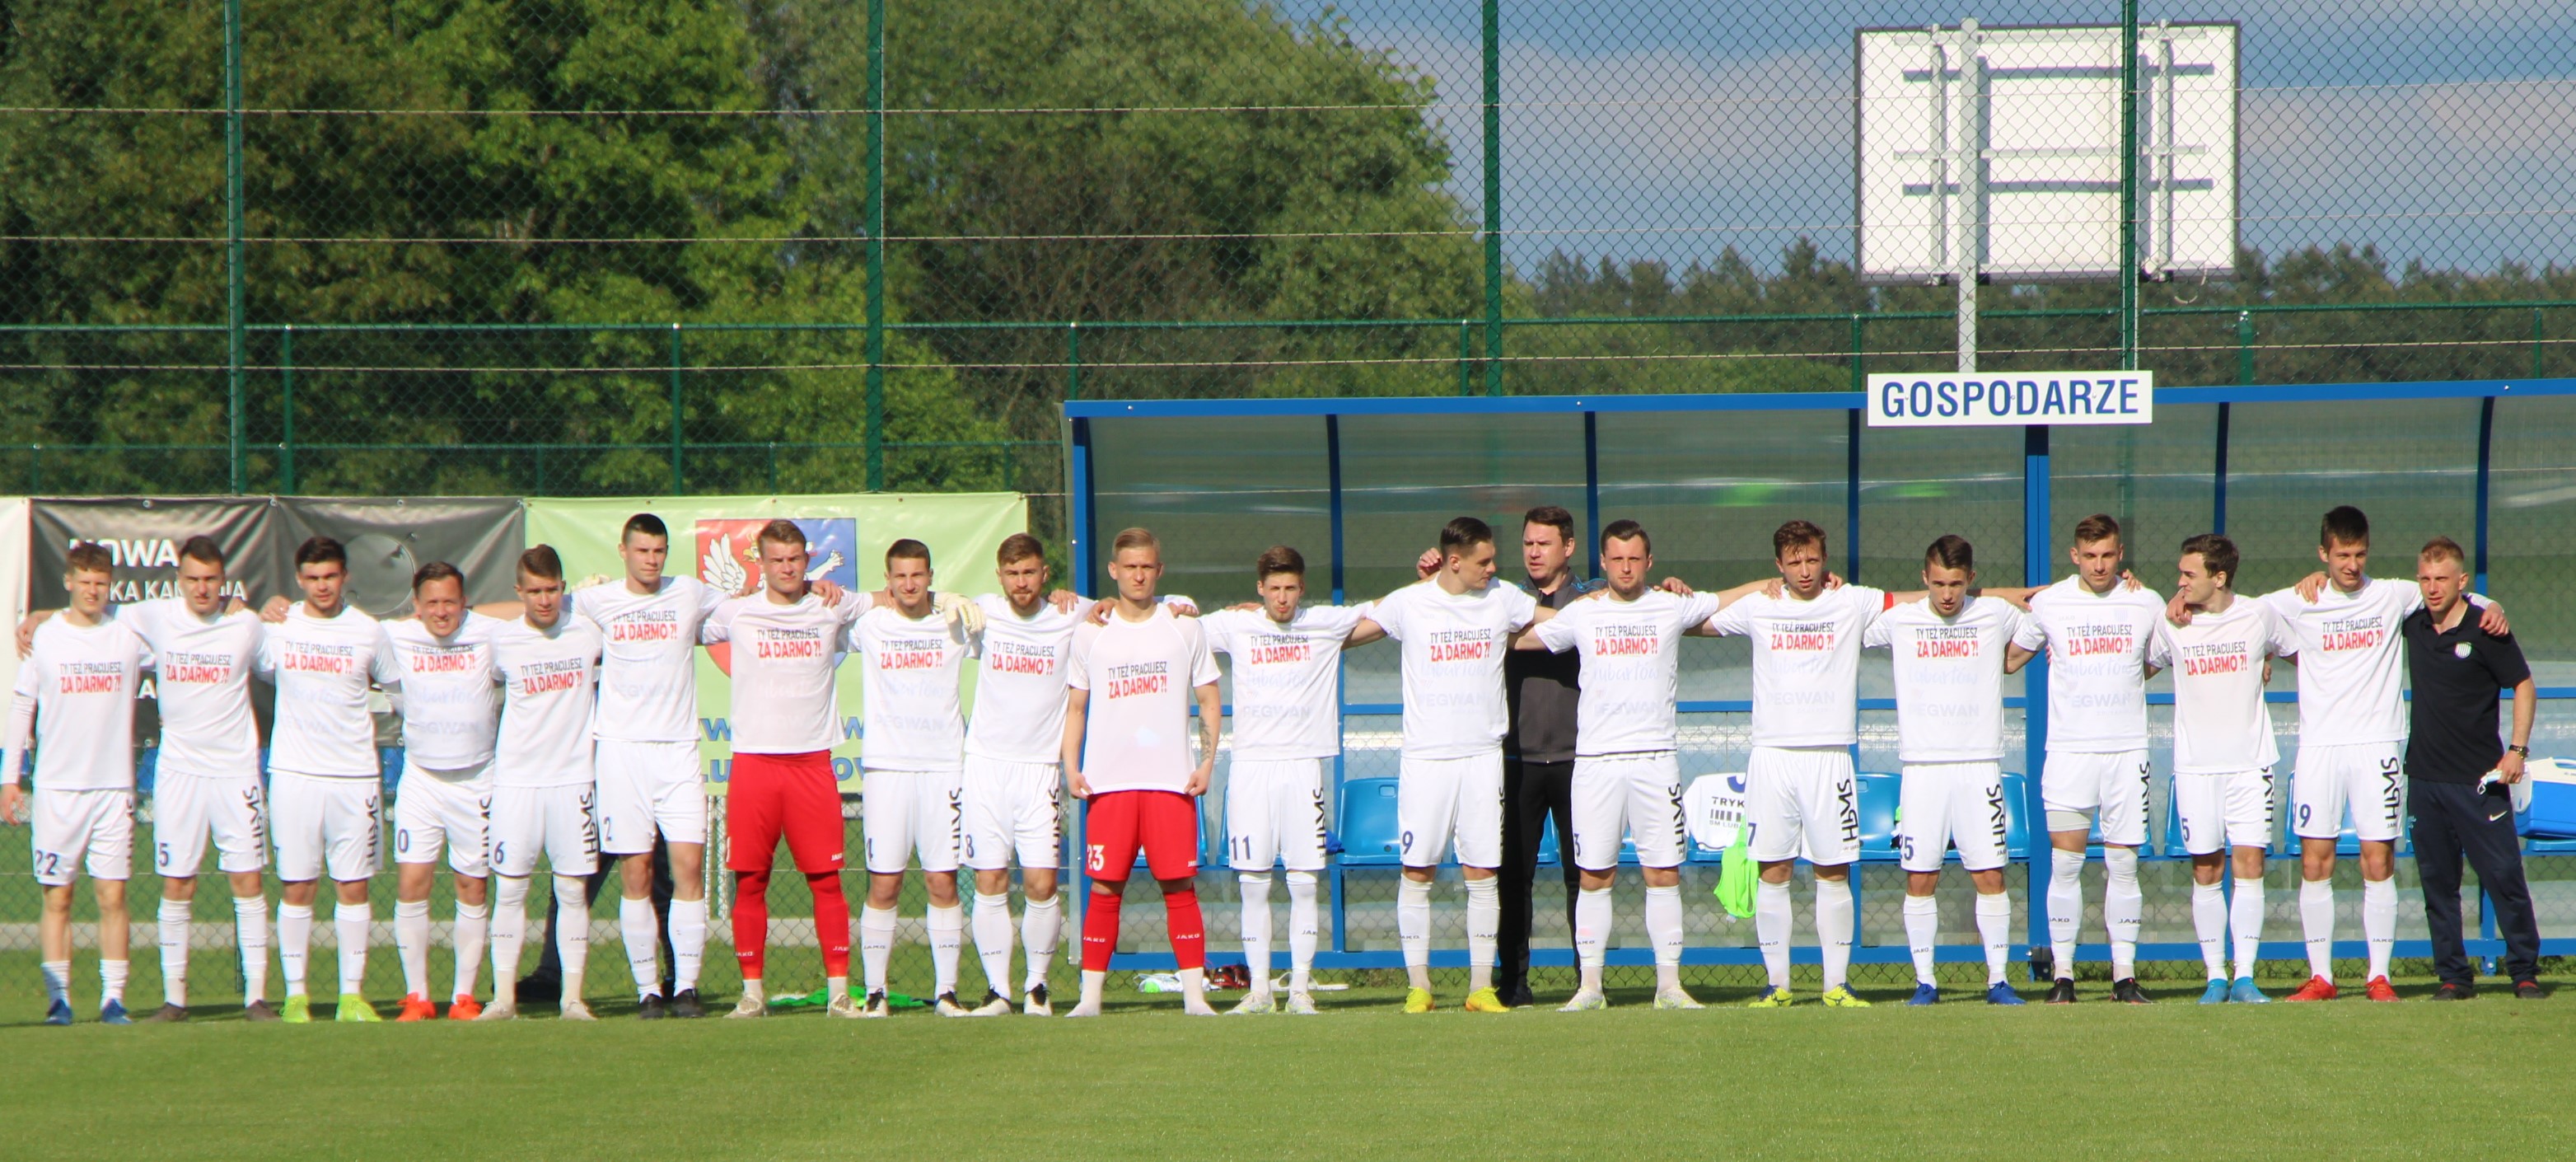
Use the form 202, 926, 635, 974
1480, 0, 1504, 397
667, 323, 687, 495
863, 0, 887, 493
279, 326, 296, 493
767, 442, 779, 494
2117, 0, 2139, 372
2537, 307, 2549, 381
1849, 313, 1867, 391
1067, 322, 1082, 402
224, 0, 245, 494
2235, 310, 2255, 385
1456, 321, 1473, 396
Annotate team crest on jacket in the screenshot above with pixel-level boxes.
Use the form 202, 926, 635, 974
694, 516, 860, 675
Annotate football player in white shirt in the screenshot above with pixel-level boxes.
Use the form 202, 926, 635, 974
847, 538, 979, 1018
479, 546, 609, 1020
703, 519, 865, 1018
1061, 527, 1225, 1018
1866, 536, 2027, 1005
21, 536, 271, 1021
1201, 545, 1377, 1016
257, 536, 404, 1023
2, 543, 150, 1024
1351, 517, 1555, 1014
2150, 534, 2301, 1005
2176, 507, 2505, 1004
960, 534, 1086, 1016
381, 563, 501, 1021
2003, 513, 2165, 1005
1522, 520, 1771, 1012
1703, 520, 1888, 1008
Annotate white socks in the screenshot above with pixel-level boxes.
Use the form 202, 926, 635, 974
278, 902, 313, 996
2048, 848, 2084, 977
2190, 880, 2227, 980
160, 897, 192, 1007
1284, 871, 1320, 994
335, 902, 371, 996
1816, 877, 1854, 991
1022, 893, 1061, 992
974, 892, 1016, 996
1975, 891, 2012, 986
552, 877, 589, 1005
620, 896, 661, 1000
2363, 876, 2396, 982
1071, 968, 1108, 1016
453, 899, 489, 1000
2229, 877, 2265, 981
1238, 874, 1274, 991
1644, 883, 1685, 993
2104, 846, 2143, 979
860, 905, 898, 996
928, 903, 965, 997
827, 975, 849, 1005
395, 898, 432, 1000
491, 877, 530, 1007
670, 897, 706, 994
1904, 894, 1938, 986
235, 895, 269, 1004
1465, 877, 1498, 994
101, 958, 127, 1006
2300, 879, 2335, 982
1396, 877, 1433, 990
41, 960, 71, 1008
1573, 888, 1611, 993
1756, 879, 1793, 989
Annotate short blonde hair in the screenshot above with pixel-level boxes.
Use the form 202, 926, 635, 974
1110, 527, 1161, 559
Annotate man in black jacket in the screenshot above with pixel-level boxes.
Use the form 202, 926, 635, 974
1494, 506, 1595, 1007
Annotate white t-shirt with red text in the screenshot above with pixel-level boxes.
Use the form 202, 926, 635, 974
491, 616, 604, 789
1367, 580, 1539, 761
1704, 584, 1889, 748
2012, 575, 2167, 754
2259, 576, 2421, 746
848, 602, 973, 772
1068, 605, 1221, 795
259, 603, 400, 779
1865, 596, 2022, 764
380, 612, 503, 771
120, 598, 261, 777
1201, 603, 1372, 761
569, 575, 726, 744
965, 594, 1080, 766
702, 592, 859, 756
2150, 597, 2299, 775
9, 618, 151, 791
1531, 590, 1723, 757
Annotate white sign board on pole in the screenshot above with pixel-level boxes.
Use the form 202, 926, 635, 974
1865, 371, 2155, 427
1854, 21, 2238, 284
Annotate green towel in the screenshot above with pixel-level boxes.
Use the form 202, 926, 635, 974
1715, 823, 1756, 919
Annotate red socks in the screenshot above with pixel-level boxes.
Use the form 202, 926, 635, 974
1082, 888, 1123, 972
1164, 888, 1205, 971
734, 869, 770, 978
807, 871, 851, 977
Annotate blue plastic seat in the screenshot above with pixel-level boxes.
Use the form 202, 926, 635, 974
136, 747, 160, 795
1854, 771, 1901, 862
1335, 777, 1405, 865
1998, 771, 2031, 860
1536, 813, 1559, 866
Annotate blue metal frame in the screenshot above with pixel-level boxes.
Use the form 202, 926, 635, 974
1065, 377, 2576, 973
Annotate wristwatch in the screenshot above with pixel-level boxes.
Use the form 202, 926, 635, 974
2508, 744, 2531, 757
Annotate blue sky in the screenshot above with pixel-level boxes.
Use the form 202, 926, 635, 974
1270, 0, 2576, 277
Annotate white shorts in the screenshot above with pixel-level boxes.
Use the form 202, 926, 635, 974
1571, 752, 1686, 871
2292, 741, 2404, 842
2040, 749, 2153, 847
863, 766, 962, 875
962, 755, 1062, 872
595, 738, 707, 854
1746, 746, 1859, 865
270, 771, 382, 883
394, 761, 492, 878
32, 787, 133, 885
2174, 768, 2275, 855
1897, 761, 2008, 874
490, 784, 600, 878
152, 768, 267, 878
1224, 757, 1329, 872
1398, 751, 1504, 869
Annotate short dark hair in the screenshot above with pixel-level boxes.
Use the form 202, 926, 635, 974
886, 538, 931, 567
2419, 536, 2468, 567
2072, 513, 2121, 546
1440, 517, 1494, 558
1524, 506, 1577, 545
622, 513, 669, 544
2320, 505, 2369, 549
413, 561, 465, 593
294, 535, 347, 569
178, 535, 227, 569
1772, 519, 1827, 560
755, 519, 805, 554
517, 544, 565, 583
1255, 545, 1306, 580
2180, 532, 2238, 588
65, 541, 113, 574
1599, 518, 1650, 555
1924, 534, 1974, 572
997, 532, 1045, 566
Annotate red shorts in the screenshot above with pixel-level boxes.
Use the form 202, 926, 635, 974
727, 751, 845, 874
1082, 790, 1200, 883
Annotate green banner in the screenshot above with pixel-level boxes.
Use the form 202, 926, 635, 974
523, 493, 1026, 791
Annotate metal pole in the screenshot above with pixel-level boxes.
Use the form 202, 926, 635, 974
1457, 321, 1474, 396
2022, 424, 2051, 970
1480, 0, 1504, 397
863, 0, 888, 492
1957, 22, 1982, 374
278, 326, 296, 493
2119, 0, 2141, 370
668, 323, 685, 495
1066, 322, 1082, 402
2236, 310, 2255, 385
1849, 313, 1867, 391
2156, 22, 2176, 274
2537, 307, 2549, 381
224, 0, 245, 494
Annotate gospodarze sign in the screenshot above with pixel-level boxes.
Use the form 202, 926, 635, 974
1866, 371, 2154, 428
